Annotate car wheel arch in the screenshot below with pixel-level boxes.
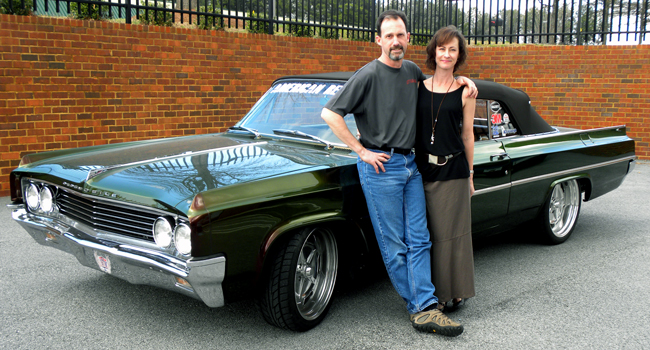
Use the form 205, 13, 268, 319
547, 174, 589, 201
537, 176, 585, 244
255, 217, 371, 331
257, 215, 371, 281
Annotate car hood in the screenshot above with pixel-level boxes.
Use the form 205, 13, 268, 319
20, 134, 354, 213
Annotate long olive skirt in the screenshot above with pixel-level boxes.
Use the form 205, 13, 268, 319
423, 177, 476, 303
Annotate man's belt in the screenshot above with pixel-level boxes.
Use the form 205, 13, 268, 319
362, 141, 414, 155
371, 146, 413, 155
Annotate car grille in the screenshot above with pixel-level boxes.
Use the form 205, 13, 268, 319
57, 190, 160, 241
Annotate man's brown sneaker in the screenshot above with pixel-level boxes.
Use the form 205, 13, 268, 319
410, 309, 464, 337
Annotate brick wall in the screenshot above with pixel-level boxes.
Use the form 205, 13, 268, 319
1, 14, 649, 196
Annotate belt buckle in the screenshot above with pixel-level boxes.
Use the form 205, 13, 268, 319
428, 154, 448, 166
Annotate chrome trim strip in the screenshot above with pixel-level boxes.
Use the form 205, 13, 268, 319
474, 183, 512, 196
556, 125, 627, 136
474, 156, 635, 196
518, 125, 627, 141
510, 156, 636, 188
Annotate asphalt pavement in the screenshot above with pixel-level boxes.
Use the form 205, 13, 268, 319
1, 162, 649, 350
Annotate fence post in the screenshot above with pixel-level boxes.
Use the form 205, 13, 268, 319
447, 0, 454, 25
370, 1, 376, 43
267, 0, 274, 35
577, 0, 582, 45
640, 0, 648, 45
126, 0, 132, 24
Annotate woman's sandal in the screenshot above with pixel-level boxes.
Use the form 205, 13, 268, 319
448, 298, 465, 311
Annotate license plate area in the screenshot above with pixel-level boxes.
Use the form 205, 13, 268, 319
93, 251, 112, 274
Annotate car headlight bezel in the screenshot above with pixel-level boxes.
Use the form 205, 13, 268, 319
39, 186, 55, 213
25, 183, 41, 211
174, 223, 192, 255
153, 217, 174, 248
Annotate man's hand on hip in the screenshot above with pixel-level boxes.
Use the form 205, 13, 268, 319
359, 149, 390, 174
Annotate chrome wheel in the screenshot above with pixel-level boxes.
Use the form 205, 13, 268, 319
548, 180, 580, 237
294, 228, 338, 320
260, 227, 338, 331
540, 179, 581, 244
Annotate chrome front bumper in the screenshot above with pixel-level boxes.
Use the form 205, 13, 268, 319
10, 204, 226, 308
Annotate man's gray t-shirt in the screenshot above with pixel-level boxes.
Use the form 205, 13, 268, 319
325, 59, 425, 150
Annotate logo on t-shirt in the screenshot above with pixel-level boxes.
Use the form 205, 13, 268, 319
406, 79, 417, 85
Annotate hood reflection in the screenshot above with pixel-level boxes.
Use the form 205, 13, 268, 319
85, 141, 352, 205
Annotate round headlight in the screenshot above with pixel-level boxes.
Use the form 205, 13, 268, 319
39, 186, 54, 212
174, 223, 192, 255
25, 184, 40, 211
153, 217, 173, 248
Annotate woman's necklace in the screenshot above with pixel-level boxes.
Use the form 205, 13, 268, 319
430, 78, 454, 145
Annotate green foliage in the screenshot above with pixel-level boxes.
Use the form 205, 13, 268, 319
0, 0, 32, 15
320, 28, 339, 40
196, 14, 222, 30
289, 24, 313, 37
70, 0, 111, 21
246, 11, 270, 34
138, 0, 173, 27
196, 3, 223, 30
347, 31, 369, 42
410, 34, 431, 46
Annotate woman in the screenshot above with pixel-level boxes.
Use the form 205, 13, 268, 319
415, 25, 476, 311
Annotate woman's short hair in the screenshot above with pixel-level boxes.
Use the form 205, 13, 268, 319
425, 25, 468, 72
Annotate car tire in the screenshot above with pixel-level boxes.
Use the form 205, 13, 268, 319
539, 179, 582, 244
260, 227, 338, 331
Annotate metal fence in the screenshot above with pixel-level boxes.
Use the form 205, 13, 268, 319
7, 0, 649, 45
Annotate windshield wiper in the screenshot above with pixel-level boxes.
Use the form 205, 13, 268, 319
272, 129, 334, 150
229, 125, 261, 139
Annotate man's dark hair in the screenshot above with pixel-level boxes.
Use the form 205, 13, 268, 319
425, 25, 468, 73
376, 10, 409, 36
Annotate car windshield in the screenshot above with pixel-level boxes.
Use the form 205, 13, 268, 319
235, 81, 357, 145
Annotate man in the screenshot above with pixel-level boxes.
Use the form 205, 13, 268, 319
321, 10, 476, 337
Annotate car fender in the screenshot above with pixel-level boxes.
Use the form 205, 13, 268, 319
258, 212, 371, 279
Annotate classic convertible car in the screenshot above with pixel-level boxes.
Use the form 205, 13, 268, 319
8, 73, 636, 332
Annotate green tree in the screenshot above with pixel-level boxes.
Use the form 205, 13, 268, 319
70, 0, 111, 20
195, 0, 224, 30
1, 0, 32, 15
138, 0, 174, 26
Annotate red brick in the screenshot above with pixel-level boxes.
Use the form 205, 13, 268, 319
0, 14, 648, 197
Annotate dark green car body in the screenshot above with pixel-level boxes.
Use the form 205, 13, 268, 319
9, 73, 636, 331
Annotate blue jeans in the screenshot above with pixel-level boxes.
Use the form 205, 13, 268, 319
357, 150, 438, 314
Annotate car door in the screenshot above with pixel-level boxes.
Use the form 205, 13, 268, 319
470, 99, 513, 234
